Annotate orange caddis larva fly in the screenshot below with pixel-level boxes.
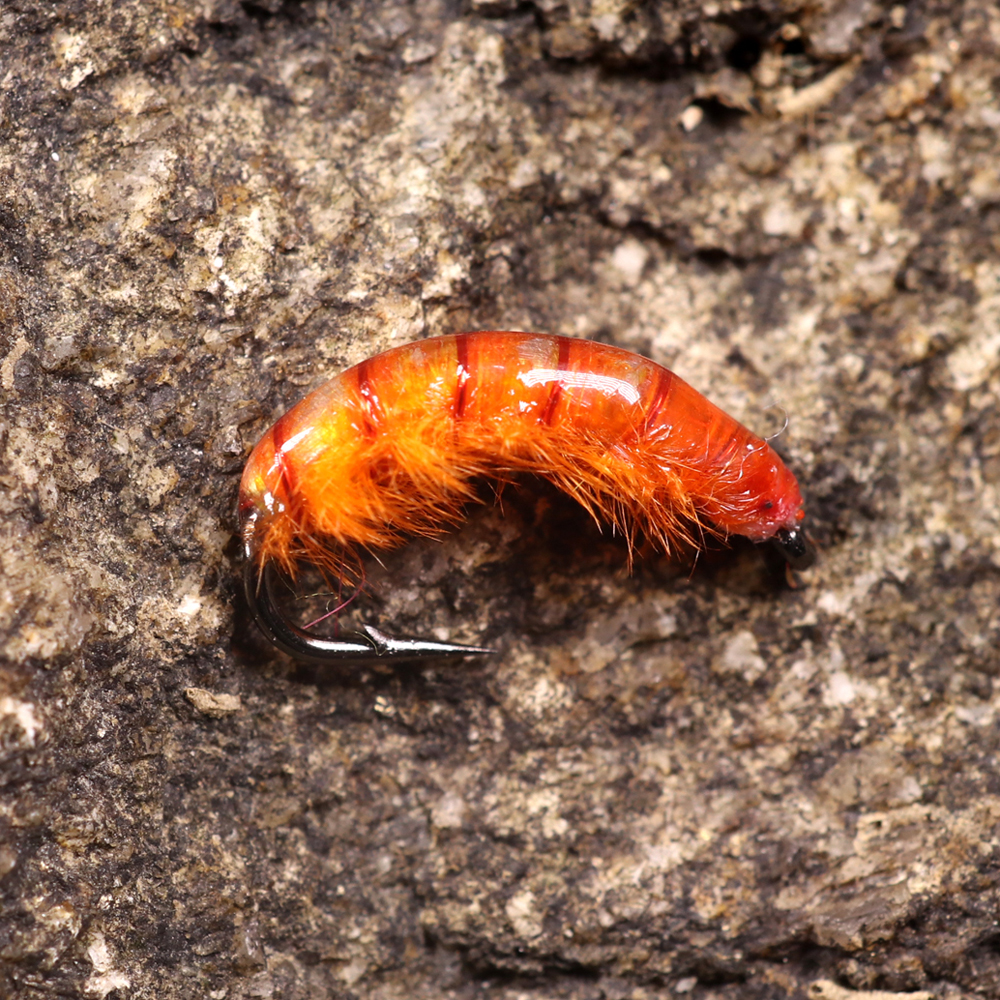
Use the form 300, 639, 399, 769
239, 332, 811, 662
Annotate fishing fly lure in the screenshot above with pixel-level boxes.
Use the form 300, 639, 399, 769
240, 332, 812, 662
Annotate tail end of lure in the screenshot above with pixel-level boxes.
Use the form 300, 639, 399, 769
770, 526, 815, 570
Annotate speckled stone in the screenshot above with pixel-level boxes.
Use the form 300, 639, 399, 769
2, 2, 999, 998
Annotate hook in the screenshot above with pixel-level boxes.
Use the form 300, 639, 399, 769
244, 559, 496, 664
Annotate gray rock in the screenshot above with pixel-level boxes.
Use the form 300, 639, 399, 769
2, 1, 998, 997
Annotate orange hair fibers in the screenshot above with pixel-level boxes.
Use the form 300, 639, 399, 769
238, 332, 806, 579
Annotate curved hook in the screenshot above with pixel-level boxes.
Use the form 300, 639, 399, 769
769, 525, 816, 570
244, 559, 495, 664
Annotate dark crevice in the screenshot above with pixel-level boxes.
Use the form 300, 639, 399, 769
240, 0, 310, 27
726, 33, 764, 72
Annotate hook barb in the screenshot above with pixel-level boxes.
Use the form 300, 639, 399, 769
244, 560, 495, 664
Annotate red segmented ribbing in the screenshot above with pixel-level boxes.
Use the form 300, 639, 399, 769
641, 365, 675, 437
453, 332, 471, 419
540, 336, 573, 426
268, 409, 298, 497
354, 357, 378, 436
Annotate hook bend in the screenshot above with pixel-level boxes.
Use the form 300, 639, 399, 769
244, 560, 495, 664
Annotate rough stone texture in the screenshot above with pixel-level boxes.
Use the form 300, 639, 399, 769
2, 1, 999, 998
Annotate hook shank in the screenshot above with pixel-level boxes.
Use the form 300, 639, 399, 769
244, 560, 495, 664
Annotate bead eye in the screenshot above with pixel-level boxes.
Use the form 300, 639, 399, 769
770, 526, 815, 569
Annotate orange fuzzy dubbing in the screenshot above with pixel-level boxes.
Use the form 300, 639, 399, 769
237, 332, 805, 580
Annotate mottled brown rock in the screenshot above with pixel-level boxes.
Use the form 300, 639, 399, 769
2, 1, 999, 998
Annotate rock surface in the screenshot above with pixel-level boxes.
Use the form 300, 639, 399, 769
2, 1, 999, 998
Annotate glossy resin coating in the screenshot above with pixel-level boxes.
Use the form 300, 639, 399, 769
239, 332, 805, 575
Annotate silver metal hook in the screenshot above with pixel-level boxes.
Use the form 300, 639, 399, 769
244, 559, 495, 664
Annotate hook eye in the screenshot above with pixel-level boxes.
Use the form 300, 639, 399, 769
769, 526, 815, 570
